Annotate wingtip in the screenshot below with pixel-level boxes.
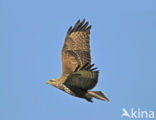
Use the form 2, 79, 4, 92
77, 19, 81, 24
67, 26, 72, 34
82, 18, 85, 22
86, 25, 92, 31
67, 18, 91, 35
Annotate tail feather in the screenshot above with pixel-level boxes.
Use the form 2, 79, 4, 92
88, 91, 110, 102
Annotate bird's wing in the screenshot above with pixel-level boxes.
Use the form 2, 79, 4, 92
63, 64, 99, 90
61, 19, 92, 78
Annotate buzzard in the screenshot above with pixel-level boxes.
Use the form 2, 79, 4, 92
47, 19, 109, 102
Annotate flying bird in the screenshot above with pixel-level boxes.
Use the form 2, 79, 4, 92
47, 19, 109, 102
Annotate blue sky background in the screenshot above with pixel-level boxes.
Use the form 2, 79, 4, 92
1, 0, 156, 120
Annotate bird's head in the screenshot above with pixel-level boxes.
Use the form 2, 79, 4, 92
46, 79, 58, 87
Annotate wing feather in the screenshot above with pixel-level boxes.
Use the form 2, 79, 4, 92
63, 64, 99, 90
61, 19, 91, 77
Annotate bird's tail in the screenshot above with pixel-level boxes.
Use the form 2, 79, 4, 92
88, 91, 110, 102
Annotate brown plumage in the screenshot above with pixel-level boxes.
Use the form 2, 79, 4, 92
47, 19, 109, 102
61, 19, 91, 78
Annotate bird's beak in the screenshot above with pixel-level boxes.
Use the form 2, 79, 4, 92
46, 80, 51, 84
46, 80, 53, 84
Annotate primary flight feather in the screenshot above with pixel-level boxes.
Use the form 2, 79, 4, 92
47, 19, 109, 102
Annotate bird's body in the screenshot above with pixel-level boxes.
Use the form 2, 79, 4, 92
47, 19, 109, 102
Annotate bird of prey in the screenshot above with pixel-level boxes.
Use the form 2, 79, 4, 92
47, 19, 109, 102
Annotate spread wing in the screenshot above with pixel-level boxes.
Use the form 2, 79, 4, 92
61, 19, 92, 77
63, 63, 99, 90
